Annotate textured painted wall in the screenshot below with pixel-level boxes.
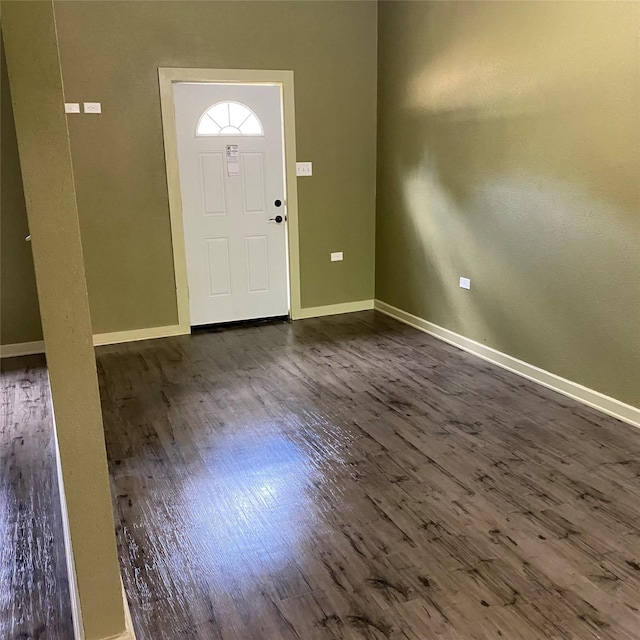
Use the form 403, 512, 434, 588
2, 1, 126, 637
50, 0, 377, 333
376, 1, 640, 407
1, 33, 42, 344
1, 1, 377, 339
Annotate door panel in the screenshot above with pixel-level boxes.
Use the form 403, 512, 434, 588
200, 154, 226, 215
173, 83, 288, 326
246, 236, 270, 293
241, 153, 266, 213
206, 237, 231, 296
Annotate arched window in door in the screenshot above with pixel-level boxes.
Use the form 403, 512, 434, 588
196, 101, 263, 136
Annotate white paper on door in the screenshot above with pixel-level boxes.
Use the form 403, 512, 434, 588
226, 145, 240, 176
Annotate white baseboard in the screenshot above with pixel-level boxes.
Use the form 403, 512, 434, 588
93, 324, 187, 346
375, 299, 640, 429
50, 383, 84, 640
1, 325, 187, 358
120, 582, 137, 639
51, 377, 137, 640
104, 582, 136, 640
294, 299, 374, 320
0, 340, 45, 357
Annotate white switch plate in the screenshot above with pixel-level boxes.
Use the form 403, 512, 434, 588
331, 252, 343, 262
83, 102, 102, 114
459, 277, 471, 290
296, 162, 312, 177
64, 103, 80, 113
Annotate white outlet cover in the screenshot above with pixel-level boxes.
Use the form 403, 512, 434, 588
83, 102, 102, 114
459, 277, 471, 290
296, 162, 312, 176
64, 103, 80, 113
331, 252, 343, 262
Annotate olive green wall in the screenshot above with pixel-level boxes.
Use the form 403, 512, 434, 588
1, 32, 43, 344
3, 1, 126, 636
50, 0, 377, 333
376, 1, 640, 407
2, 0, 637, 410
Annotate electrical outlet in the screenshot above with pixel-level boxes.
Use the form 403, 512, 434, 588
83, 102, 102, 114
459, 277, 471, 290
331, 252, 343, 262
296, 162, 312, 177
64, 103, 80, 113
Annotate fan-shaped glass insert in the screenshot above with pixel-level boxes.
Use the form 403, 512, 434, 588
196, 101, 263, 136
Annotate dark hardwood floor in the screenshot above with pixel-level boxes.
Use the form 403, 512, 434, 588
97, 311, 640, 640
0, 355, 74, 640
2, 311, 640, 639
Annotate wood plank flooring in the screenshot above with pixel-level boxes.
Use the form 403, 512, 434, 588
0, 356, 74, 639
96, 311, 640, 640
2, 311, 640, 639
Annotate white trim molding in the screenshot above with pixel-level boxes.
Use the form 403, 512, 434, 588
0, 304, 376, 355
157, 67, 302, 328
50, 387, 84, 640
120, 580, 137, 639
104, 582, 136, 640
50, 381, 138, 640
295, 299, 374, 320
0, 340, 45, 358
375, 299, 640, 429
93, 324, 187, 347
1, 325, 188, 358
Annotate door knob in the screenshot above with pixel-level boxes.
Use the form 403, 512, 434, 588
269, 215, 283, 224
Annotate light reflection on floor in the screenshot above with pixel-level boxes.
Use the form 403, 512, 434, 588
132, 415, 347, 605
200, 430, 317, 573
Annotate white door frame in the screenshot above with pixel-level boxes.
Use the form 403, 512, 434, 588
158, 68, 302, 332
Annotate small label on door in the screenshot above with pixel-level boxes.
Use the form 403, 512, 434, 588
226, 145, 240, 175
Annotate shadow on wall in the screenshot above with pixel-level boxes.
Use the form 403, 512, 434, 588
376, 0, 640, 406
1, 33, 43, 345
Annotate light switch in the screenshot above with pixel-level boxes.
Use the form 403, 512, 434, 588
83, 102, 102, 114
331, 252, 343, 262
64, 103, 80, 113
459, 277, 471, 290
296, 162, 312, 177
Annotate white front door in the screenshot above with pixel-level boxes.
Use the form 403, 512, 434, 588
173, 83, 288, 326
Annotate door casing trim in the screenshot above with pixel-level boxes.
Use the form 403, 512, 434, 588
158, 67, 303, 332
